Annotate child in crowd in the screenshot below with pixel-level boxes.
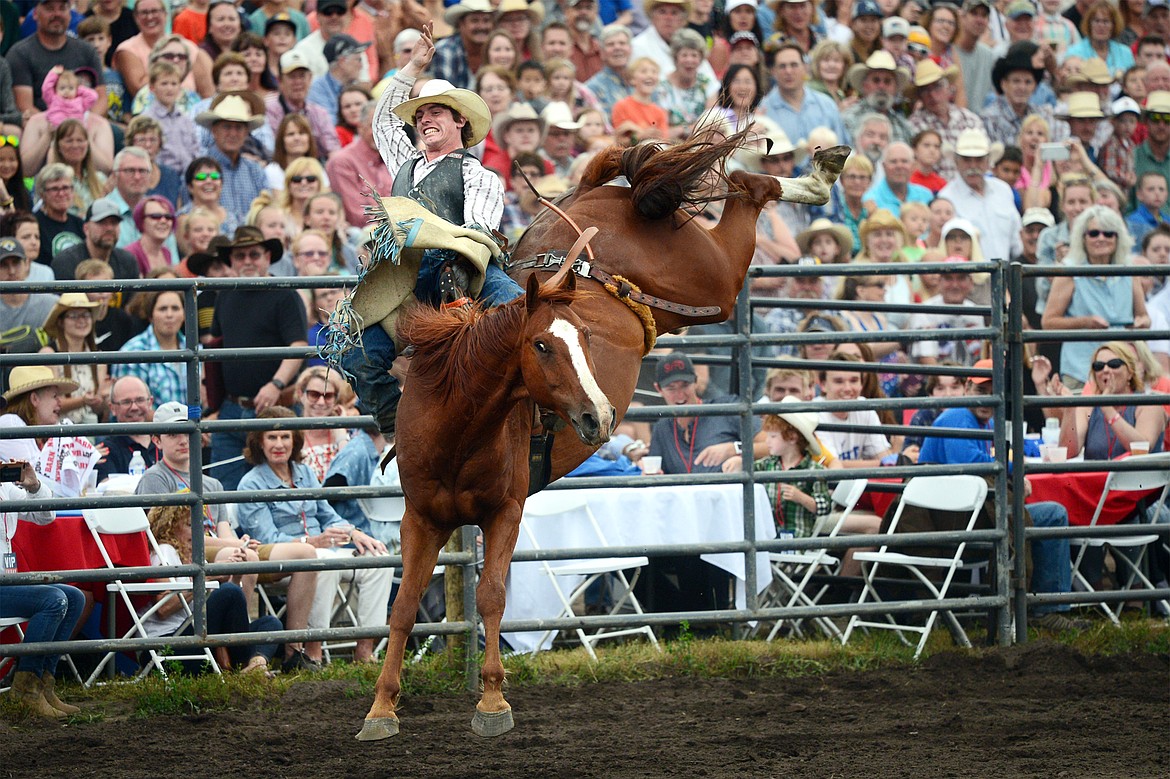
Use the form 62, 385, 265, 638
992, 146, 1024, 211
754, 407, 831, 538
516, 60, 550, 113
899, 201, 930, 258
575, 108, 611, 152
1033, 0, 1079, 59
41, 66, 97, 128
910, 129, 946, 193
816, 352, 894, 469
1099, 97, 1139, 194
77, 17, 127, 124
142, 61, 199, 176
303, 192, 358, 274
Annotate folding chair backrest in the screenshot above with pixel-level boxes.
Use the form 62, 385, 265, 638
83, 506, 153, 570
1087, 464, 1170, 527
823, 479, 868, 537
521, 491, 608, 550
902, 475, 988, 515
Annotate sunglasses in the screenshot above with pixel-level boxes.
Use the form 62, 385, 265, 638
193, 171, 221, 181
1146, 112, 1170, 123
319, 6, 346, 14
303, 388, 338, 404
290, 175, 319, 184
1086, 229, 1117, 239
0, 135, 19, 148
1092, 358, 1125, 372
144, 212, 175, 222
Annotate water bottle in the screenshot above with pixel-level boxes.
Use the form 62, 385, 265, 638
128, 451, 146, 477
1041, 418, 1060, 448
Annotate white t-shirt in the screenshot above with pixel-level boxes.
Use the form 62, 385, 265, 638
816, 402, 891, 463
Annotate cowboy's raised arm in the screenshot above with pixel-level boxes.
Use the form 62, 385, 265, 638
372, 22, 437, 177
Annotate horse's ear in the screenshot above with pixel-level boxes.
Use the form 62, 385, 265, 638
526, 272, 541, 312
559, 268, 576, 293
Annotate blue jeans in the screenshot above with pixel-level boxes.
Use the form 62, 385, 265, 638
1, 583, 85, 674
210, 400, 254, 491
1028, 501, 1074, 615
168, 583, 283, 674
337, 251, 524, 435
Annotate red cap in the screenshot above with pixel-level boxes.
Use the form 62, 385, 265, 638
969, 358, 994, 384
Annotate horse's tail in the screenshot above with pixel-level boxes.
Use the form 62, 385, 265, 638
620, 129, 754, 221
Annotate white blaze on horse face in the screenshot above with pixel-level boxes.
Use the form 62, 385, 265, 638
548, 317, 612, 432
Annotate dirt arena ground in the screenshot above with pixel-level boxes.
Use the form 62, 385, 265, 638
3, 641, 1166, 779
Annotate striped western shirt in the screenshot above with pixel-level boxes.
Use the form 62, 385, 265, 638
371, 73, 504, 230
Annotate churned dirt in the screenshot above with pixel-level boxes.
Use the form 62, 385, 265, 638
3, 641, 1166, 779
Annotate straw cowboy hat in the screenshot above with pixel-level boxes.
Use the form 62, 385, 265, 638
1145, 90, 1170, 114
1067, 57, 1114, 86
858, 208, 909, 246
797, 218, 854, 260
195, 90, 265, 130
392, 79, 491, 148
444, 0, 495, 26
3, 365, 78, 402
739, 116, 807, 168
42, 293, 99, 335
216, 225, 284, 264
496, 0, 544, 23
492, 101, 546, 142
643, 0, 692, 14
909, 59, 959, 98
541, 101, 584, 132
846, 51, 911, 94
1057, 91, 1105, 120
775, 395, 823, 457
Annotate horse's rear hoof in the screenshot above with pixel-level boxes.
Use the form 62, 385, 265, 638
355, 716, 400, 741
471, 707, 514, 737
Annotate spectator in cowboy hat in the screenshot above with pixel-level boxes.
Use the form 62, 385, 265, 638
1099, 96, 1140, 192
0, 365, 79, 464
1057, 91, 1107, 162
907, 59, 986, 182
841, 50, 913, 144
939, 128, 1024, 262
982, 40, 1065, 148
432, 0, 496, 90
797, 218, 853, 265
195, 91, 268, 220
540, 101, 582, 178
1135, 90, 1170, 192
739, 116, 811, 247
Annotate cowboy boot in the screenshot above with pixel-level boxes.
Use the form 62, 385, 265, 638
40, 671, 80, 715
12, 671, 64, 719
439, 260, 474, 307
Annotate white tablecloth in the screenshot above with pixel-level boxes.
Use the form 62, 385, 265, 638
503, 483, 774, 652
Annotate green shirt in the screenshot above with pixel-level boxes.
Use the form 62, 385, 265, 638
754, 454, 831, 538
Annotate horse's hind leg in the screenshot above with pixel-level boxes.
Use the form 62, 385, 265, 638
471, 503, 522, 737
356, 507, 446, 741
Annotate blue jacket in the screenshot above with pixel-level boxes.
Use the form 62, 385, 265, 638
919, 407, 992, 466
237, 461, 347, 543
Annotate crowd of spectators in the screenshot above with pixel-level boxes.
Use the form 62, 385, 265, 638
4, 0, 1170, 683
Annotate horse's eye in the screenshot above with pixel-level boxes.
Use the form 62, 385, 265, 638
534, 340, 549, 354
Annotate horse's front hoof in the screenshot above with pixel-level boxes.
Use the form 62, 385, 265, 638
355, 716, 400, 741
471, 707, 514, 737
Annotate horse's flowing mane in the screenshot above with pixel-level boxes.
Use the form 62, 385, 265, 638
577, 129, 755, 221
396, 285, 578, 406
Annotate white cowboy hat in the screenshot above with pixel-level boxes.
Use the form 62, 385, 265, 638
952, 127, 1002, 159
3, 365, 79, 402
739, 116, 808, 167
775, 395, 822, 457
445, 0, 495, 26
541, 101, 584, 131
846, 50, 911, 94
392, 79, 491, 148
496, 0, 544, 22
796, 218, 854, 259
195, 92, 264, 130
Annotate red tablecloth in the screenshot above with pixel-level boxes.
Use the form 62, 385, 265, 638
855, 473, 1161, 529
1026, 472, 1161, 527
3, 512, 151, 645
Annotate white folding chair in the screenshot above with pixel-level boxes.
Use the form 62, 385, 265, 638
522, 491, 660, 660
82, 506, 220, 687
1071, 459, 1170, 625
841, 475, 989, 659
765, 479, 869, 641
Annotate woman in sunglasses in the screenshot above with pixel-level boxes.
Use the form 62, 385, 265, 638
125, 195, 178, 275
0, 133, 31, 214
266, 113, 321, 192
1042, 205, 1150, 390
277, 156, 327, 234
178, 156, 233, 239
294, 366, 350, 483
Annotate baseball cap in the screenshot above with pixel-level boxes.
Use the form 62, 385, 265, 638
1145, 0, 1170, 15
324, 33, 371, 64
882, 16, 910, 38
728, 30, 760, 47
725, 0, 757, 10
1111, 96, 1141, 116
86, 197, 123, 223
852, 0, 881, 17
0, 236, 23, 261
280, 49, 313, 74
264, 11, 297, 34
962, 0, 993, 10
1004, 0, 1035, 17
969, 358, 994, 385
153, 402, 189, 424
317, 0, 348, 12
803, 315, 839, 333
656, 352, 697, 386
1021, 207, 1056, 228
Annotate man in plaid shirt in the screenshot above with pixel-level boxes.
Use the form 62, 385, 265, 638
432, 0, 495, 89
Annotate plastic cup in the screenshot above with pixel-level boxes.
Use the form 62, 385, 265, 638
641, 456, 662, 474
1039, 444, 1052, 462
1047, 446, 1068, 463
1130, 441, 1150, 456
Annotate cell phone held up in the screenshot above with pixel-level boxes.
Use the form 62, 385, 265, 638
0, 463, 23, 482
1039, 142, 1069, 162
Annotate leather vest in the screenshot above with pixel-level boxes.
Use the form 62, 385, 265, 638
390, 150, 467, 226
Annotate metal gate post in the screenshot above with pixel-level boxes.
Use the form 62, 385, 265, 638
734, 285, 759, 621
990, 261, 1011, 647
184, 284, 207, 638
1007, 263, 1029, 643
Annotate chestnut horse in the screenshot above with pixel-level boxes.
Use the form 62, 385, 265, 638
358, 134, 848, 740
358, 267, 614, 741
